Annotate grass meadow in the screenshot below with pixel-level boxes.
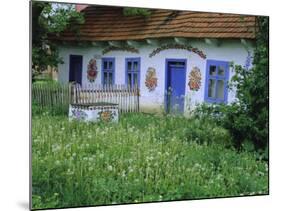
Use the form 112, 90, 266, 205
32, 113, 268, 209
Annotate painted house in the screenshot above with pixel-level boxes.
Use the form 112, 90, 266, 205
54, 5, 257, 114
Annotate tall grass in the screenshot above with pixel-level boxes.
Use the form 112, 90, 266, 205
32, 113, 268, 209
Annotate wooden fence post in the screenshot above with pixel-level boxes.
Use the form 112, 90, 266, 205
69, 83, 73, 104
137, 86, 140, 112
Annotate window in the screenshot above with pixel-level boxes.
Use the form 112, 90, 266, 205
102, 58, 115, 85
204, 60, 229, 103
126, 58, 140, 87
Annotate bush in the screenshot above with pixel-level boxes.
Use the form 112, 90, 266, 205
194, 101, 268, 155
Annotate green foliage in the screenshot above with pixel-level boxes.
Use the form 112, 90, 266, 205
32, 113, 268, 209
123, 7, 151, 17
32, 2, 84, 79
195, 16, 269, 151
195, 103, 257, 149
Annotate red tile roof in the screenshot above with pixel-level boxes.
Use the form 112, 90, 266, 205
55, 5, 257, 41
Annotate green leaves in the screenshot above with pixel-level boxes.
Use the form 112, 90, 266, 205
32, 2, 85, 79
123, 8, 151, 17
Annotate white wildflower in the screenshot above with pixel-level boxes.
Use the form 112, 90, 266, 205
194, 163, 201, 168
66, 169, 74, 175
107, 165, 113, 171
121, 170, 126, 178
128, 166, 134, 173
257, 171, 265, 176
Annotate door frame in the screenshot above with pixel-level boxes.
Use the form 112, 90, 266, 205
69, 54, 83, 85
164, 58, 187, 113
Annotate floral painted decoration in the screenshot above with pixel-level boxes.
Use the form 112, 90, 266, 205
97, 110, 116, 122
71, 109, 88, 120
145, 67, 158, 91
188, 66, 202, 91
87, 59, 98, 82
149, 44, 206, 59
102, 46, 139, 55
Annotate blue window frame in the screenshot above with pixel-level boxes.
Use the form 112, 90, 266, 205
204, 60, 229, 103
125, 58, 140, 87
102, 58, 115, 85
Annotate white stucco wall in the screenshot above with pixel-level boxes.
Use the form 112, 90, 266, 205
57, 39, 254, 114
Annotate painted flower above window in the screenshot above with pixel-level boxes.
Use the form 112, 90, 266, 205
145, 67, 158, 91
87, 59, 98, 82
188, 67, 201, 91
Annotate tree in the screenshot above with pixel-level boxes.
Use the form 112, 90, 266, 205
32, 2, 84, 80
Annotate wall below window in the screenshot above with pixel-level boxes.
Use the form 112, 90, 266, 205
57, 39, 254, 114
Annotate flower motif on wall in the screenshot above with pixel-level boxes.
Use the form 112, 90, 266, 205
97, 110, 116, 122
102, 46, 139, 55
145, 67, 158, 91
71, 109, 88, 120
87, 59, 98, 82
149, 44, 207, 59
188, 66, 201, 91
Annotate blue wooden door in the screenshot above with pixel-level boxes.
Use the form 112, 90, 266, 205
166, 62, 186, 113
69, 55, 83, 85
